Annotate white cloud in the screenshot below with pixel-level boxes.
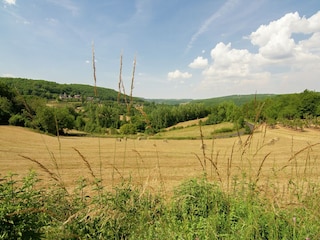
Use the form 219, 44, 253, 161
196, 11, 320, 96
3, 0, 16, 5
249, 11, 320, 60
189, 56, 208, 69
203, 42, 254, 78
299, 32, 320, 55
168, 70, 192, 80
1, 73, 15, 77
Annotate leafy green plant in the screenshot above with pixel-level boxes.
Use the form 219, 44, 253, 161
0, 172, 49, 239
120, 123, 137, 135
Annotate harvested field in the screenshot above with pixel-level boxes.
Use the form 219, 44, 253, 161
1, 125, 320, 197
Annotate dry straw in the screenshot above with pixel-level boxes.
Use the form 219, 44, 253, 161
117, 52, 123, 104
19, 154, 61, 184
73, 147, 96, 180
92, 41, 97, 97
128, 55, 136, 115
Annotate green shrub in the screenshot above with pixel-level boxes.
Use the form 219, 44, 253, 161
9, 114, 26, 127
0, 172, 49, 239
120, 123, 137, 135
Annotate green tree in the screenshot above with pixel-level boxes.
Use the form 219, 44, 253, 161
149, 105, 174, 131
35, 106, 75, 135
35, 106, 56, 134
298, 90, 320, 117
75, 116, 86, 131
131, 115, 146, 133
0, 96, 13, 124
55, 107, 75, 134
0, 83, 19, 124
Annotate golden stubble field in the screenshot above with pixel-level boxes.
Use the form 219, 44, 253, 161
1, 125, 320, 196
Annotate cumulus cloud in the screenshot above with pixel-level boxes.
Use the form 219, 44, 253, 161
3, 0, 16, 5
196, 11, 320, 96
189, 56, 208, 69
201, 42, 263, 84
168, 70, 192, 80
249, 11, 320, 60
299, 32, 320, 54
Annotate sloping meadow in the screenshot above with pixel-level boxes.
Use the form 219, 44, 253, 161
0, 125, 320, 239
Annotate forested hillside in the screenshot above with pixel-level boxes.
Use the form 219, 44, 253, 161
1, 77, 320, 136
0, 77, 139, 102
191, 94, 276, 106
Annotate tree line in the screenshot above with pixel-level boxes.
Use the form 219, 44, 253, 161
1, 79, 320, 136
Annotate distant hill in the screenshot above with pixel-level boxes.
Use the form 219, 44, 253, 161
144, 95, 277, 106
191, 94, 276, 106
144, 98, 193, 105
1, 77, 276, 106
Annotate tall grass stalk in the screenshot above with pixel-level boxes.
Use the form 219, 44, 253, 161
19, 154, 65, 192
112, 138, 117, 186
153, 141, 166, 193
226, 142, 235, 192
255, 152, 271, 184
98, 137, 103, 185
127, 55, 136, 116
53, 113, 64, 181
194, 123, 222, 182
117, 51, 123, 104
132, 148, 143, 183
279, 142, 320, 172
73, 147, 96, 180
92, 41, 97, 97
122, 138, 128, 175
210, 136, 215, 178
199, 121, 206, 171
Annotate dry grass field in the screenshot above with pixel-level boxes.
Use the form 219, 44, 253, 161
1, 125, 320, 198
161, 122, 234, 139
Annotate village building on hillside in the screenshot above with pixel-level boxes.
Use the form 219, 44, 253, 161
59, 93, 82, 100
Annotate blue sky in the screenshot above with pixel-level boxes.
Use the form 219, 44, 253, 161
1, 0, 320, 99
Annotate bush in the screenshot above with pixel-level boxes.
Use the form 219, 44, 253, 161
0, 172, 49, 239
120, 123, 137, 135
9, 114, 26, 127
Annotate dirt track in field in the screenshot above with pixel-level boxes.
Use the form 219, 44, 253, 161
1, 125, 320, 195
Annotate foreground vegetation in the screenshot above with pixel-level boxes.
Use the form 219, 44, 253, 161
1, 170, 319, 239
